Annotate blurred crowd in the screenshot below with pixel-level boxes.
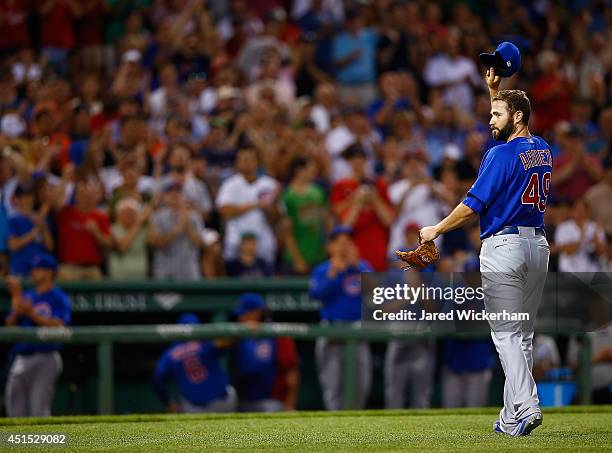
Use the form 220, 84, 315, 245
0, 0, 611, 280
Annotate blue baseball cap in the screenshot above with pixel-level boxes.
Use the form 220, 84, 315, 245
31, 253, 57, 272
329, 224, 353, 240
233, 293, 265, 317
479, 42, 521, 78
177, 313, 200, 325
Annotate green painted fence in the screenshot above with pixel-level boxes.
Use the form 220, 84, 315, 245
0, 279, 316, 313
0, 323, 592, 414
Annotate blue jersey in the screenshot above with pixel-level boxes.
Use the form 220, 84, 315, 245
442, 339, 495, 373
463, 136, 553, 238
154, 341, 229, 406
11, 287, 72, 356
309, 260, 372, 322
231, 338, 277, 401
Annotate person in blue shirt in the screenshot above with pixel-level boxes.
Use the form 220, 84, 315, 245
418, 67, 551, 436
332, 8, 378, 107
4, 253, 71, 417
309, 225, 372, 410
230, 293, 300, 412
7, 183, 53, 277
153, 313, 236, 413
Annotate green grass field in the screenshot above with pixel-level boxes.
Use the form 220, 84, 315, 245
0, 406, 610, 452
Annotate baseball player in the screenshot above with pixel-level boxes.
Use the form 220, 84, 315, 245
309, 225, 373, 410
230, 293, 300, 412
4, 254, 71, 417
419, 62, 551, 435
153, 313, 237, 413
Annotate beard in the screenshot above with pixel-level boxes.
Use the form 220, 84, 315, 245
491, 121, 515, 142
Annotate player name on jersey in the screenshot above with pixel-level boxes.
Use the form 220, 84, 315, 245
519, 149, 553, 171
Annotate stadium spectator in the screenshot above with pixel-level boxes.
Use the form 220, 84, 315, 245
225, 232, 272, 278
530, 50, 574, 134
106, 152, 155, 220
109, 197, 151, 280
231, 293, 300, 411
0, 0, 30, 54
7, 183, 53, 277
332, 7, 378, 107
553, 125, 603, 202
585, 157, 612, 236
56, 178, 111, 280
423, 30, 481, 114
281, 156, 328, 275
554, 198, 607, 272
367, 72, 418, 137
148, 181, 203, 280
216, 147, 279, 266
153, 313, 237, 413
309, 82, 339, 134
309, 225, 372, 410
387, 153, 449, 255
331, 144, 393, 271
159, 144, 212, 222
4, 254, 71, 417
40, 0, 81, 75
200, 228, 226, 278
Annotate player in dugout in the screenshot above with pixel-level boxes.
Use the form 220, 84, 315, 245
230, 293, 300, 412
4, 253, 71, 417
153, 313, 237, 413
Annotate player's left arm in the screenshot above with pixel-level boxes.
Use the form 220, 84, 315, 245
420, 203, 477, 243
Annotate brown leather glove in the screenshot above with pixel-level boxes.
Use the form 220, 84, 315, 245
395, 241, 440, 270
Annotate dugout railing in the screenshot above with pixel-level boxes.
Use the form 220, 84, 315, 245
0, 323, 592, 414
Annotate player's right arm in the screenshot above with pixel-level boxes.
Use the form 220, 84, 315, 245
486, 67, 501, 101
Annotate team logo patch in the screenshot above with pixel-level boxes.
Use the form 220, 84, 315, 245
34, 303, 52, 318
255, 341, 272, 360
343, 274, 361, 295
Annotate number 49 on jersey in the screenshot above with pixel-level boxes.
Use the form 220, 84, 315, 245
521, 172, 551, 212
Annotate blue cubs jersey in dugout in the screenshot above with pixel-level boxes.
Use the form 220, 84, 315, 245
12, 287, 72, 355
154, 341, 229, 406
463, 136, 553, 238
309, 260, 373, 322
232, 338, 277, 401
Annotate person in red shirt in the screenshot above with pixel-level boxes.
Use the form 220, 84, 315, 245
56, 178, 111, 280
553, 125, 603, 202
330, 144, 394, 271
530, 50, 574, 135
0, 0, 30, 55
39, 0, 82, 74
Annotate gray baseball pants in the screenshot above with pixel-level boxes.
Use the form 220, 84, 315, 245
315, 338, 371, 410
442, 367, 492, 408
480, 227, 549, 432
384, 340, 435, 409
5, 351, 62, 417
180, 386, 237, 413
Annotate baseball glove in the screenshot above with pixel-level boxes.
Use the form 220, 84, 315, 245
395, 241, 440, 270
